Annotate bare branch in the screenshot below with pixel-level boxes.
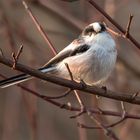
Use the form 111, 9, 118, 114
1, 55, 140, 105
107, 27, 123, 37
73, 90, 84, 108
78, 102, 127, 130
65, 63, 85, 118
88, 0, 140, 50
125, 14, 133, 37
107, 14, 133, 39
87, 111, 120, 140
12, 45, 23, 69
1, 71, 140, 120
22, 0, 57, 55
77, 116, 126, 129
65, 63, 74, 81
41, 89, 72, 99
131, 92, 139, 100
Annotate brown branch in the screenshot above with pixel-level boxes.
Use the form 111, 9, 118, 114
131, 92, 139, 100
22, 0, 57, 55
104, 100, 127, 127
12, 45, 23, 69
65, 63, 74, 81
125, 14, 133, 37
41, 89, 72, 99
106, 27, 123, 37
77, 102, 127, 130
1, 55, 140, 105
0, 73, 139, 121
103, 101, 127, 128
77, 116, 127, 129
69, 89, 85, 118
88, 0, 140, 50
107, 14, 133, 39
87, 111, 120, 140
64, 63, 85, 118
1, 71, 140, 120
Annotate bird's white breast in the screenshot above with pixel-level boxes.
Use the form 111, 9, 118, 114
87, 32, 117, 85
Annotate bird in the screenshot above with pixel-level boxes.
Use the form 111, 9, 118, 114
0, 22, 117, 88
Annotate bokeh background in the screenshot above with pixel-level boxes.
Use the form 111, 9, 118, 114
0, 0, 140, 140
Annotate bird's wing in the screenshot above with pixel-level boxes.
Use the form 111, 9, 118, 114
44, 38, 90, 68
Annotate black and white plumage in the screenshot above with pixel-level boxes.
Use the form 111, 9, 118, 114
0, 22, 117, 88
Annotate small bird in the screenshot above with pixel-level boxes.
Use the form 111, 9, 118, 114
0, 22, 117, 88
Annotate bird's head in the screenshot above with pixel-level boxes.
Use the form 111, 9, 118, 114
82, 22, 106, 37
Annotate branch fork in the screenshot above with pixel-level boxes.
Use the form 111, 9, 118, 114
12, 45, 23, 69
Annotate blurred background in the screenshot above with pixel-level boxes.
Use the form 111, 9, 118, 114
0, 0, 140, 140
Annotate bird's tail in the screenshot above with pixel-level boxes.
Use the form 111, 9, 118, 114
0, 67, 55, 88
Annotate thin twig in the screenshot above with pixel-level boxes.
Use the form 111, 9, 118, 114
70, 89, 85, 119
125, 14, 133, 37
108, 14, 134, 39
64, 63, 85, 118
78, 102, 127, 130
65, 63, 74, 81
64, 63, 84, 110
88, 0, 140, 50
131, 92, 139, 100
65, 63, 84, 107
77, 116, 127, 129
77, 101, 127, 130
41, 89, 72, 99
22, 0, 57, 55
12, 45, 23, 69
106, 27, 122, 37
121, 101, 126, 117
104, 101, 127, 128
87, 111, 120, 140
73, 90, 84, 108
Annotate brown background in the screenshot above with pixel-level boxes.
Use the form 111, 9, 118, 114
0, 0, 140, 140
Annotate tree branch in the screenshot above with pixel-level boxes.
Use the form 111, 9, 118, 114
0, 55, 140, 105
125, 14, 133, 37
22, 0, 57, 55
1, 73, 140, 120
87, 0, 140, 50
12, 45, 23, 69
86, 111, 120, 140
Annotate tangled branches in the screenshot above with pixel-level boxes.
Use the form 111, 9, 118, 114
0, 1, 140, 140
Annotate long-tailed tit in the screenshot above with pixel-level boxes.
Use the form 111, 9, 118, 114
0, 22, 117, 88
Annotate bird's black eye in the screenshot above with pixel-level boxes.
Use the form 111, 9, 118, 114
82, 26, 95, 36
99, 23, 106, 32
